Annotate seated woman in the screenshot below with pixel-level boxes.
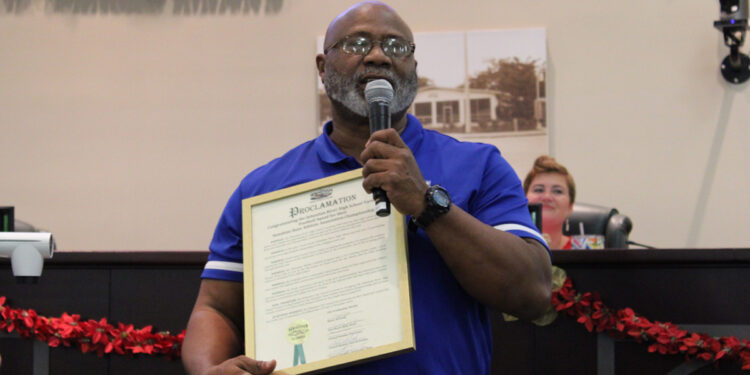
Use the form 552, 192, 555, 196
523, 155, 576, 250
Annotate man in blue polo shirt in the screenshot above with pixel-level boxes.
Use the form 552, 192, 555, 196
182, 2, 552, 374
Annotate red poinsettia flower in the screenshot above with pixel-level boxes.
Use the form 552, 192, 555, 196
680, 332, 702, 352
46, 332, 64, 348
88, 318, 111, 345
125, 325, 156, 354
21, 309, 38, 329
551, 278, 576, 311
715, 348, 731, 360
118, 323, 136, 338
0, 298, 8, 330
105, 339, 125, 355
50, 313, 83, 339
79, 337, 93, 354
131, 339, 156, 355
1, 295, 184, 358
697, 352, 714, 361
7, 273, 750, 366
542, 278, 750, 369
648, 343, 666, 355
34, 316, 54, 342
5, 308, 40, 338
577, 314, 594, 332
740, 351, 750, 369
163, 330, 186, 358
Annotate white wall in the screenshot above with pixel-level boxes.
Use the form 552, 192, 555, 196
1, 0, 748, 250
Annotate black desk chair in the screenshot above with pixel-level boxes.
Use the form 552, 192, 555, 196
564, 203, 633, 249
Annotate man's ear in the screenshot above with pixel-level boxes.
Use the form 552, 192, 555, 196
315, 54, 326, 79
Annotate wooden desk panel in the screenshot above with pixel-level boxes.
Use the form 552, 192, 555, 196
3, 249, 749, 374
492, 249, 750, 375
1, 251, 206, 375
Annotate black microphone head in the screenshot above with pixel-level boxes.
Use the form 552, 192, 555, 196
364, 79, 394, 105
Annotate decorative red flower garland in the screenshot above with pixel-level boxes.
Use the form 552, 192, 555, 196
551, 276, 750, 370
0, 296, 184, 358
3, 273, 750, 370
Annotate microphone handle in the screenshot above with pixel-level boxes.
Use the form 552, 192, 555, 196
369, 100, 391, 217
369, 101, 391, 133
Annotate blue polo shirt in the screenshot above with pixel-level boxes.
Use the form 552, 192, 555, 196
203, 114, 547, 375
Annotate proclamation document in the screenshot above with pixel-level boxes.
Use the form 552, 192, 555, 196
242, 169, 414, 374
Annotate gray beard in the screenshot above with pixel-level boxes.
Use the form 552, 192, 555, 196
323, 65, 418, 118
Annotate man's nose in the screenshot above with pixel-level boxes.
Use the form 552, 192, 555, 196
363, 43, 392, 66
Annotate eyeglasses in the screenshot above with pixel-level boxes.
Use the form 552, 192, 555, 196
324, 35, 415, 58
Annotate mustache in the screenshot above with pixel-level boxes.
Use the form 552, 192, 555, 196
353, 68, 398, 85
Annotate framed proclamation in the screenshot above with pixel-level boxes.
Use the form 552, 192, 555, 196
242, 169, 415, 374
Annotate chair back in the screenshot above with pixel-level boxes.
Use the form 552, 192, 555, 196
564, 202, 633, 248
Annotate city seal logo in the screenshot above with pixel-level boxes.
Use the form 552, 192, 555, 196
310, 188, 332, 201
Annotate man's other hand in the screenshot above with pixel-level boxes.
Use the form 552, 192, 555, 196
205, 356, 290, 375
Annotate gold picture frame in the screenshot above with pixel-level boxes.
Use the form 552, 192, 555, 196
242, 169, 414, 374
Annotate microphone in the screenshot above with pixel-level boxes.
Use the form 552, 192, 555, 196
364, 79, 394, 217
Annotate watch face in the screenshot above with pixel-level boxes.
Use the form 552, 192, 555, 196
432, 189, 451, 207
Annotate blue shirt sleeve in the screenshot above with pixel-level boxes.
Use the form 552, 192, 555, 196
470, 147, 549, 250
202, 186, 244, 281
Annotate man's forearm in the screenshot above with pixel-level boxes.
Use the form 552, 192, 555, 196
425, 205, 552, 320
182, 307, 243, 374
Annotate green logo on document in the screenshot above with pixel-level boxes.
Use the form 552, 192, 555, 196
286, 319, 310, 366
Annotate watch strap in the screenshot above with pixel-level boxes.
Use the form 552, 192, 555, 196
411, 185, 451, 229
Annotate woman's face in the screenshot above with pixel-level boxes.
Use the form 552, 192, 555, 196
526, 173, 573, 230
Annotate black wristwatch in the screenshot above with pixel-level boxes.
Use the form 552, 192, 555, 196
411, 185, 451, 229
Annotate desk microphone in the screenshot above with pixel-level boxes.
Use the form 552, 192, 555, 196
364, 79, 394, 217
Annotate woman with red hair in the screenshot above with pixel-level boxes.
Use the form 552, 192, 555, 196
523, 155, 576, 250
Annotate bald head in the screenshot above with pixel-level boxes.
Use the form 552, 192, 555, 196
317, 1, 418, 129
323, 1, 413, 50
